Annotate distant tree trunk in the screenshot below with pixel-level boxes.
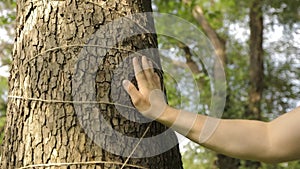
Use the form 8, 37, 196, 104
247, 0, 264, 120
244, 0, 264, 168
0, 0, 183, 168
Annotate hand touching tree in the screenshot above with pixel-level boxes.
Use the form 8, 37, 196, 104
123, 56, 167, 120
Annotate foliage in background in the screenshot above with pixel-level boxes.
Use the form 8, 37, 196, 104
0, 0, 16, 146
153, 0, 300, 168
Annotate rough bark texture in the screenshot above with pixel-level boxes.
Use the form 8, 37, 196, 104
0, 0, 183, 168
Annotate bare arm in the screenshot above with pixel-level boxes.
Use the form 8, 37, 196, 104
156, 106, 300, 163
123, 56, 300, 163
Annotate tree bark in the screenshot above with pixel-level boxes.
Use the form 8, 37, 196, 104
1, 0, 183, 168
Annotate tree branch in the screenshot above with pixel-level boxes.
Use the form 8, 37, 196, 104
177, 42, 206, 89
192, 5, 226, 65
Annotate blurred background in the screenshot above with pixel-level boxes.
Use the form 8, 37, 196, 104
0, 0, 299, 168
0, 0, 15, 147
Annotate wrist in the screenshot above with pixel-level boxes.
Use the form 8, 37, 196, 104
156, 105, 179, 127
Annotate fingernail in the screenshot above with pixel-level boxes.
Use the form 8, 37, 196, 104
133, 57, 138, 63
122, 80, 129, 88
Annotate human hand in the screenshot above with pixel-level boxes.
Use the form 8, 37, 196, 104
123, 56, 167, 120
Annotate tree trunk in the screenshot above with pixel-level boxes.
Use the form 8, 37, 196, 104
243, 0, 264, 168
1, 0, 183, 168
247, 0, 264, 120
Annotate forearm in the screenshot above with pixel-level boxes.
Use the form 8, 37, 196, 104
157, 106, 206, 139
203, 119, 271, 162
157, 107, 271, 162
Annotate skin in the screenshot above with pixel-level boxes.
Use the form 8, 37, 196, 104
123, 56, 300, 163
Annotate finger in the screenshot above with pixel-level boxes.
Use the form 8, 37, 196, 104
133, 57, 142, 75
133, 57, 147, 87
148, 59, 155, 74
123, 80, 143, 104
142, 56, 153, 81
148, 60, 161, 88
153, 73, 162, 89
